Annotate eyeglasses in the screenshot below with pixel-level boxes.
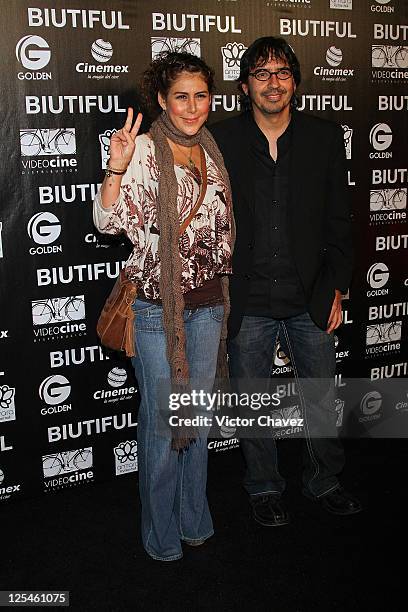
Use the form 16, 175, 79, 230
249, 68, 293, 81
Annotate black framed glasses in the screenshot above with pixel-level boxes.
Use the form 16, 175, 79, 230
249, 68, 293, 81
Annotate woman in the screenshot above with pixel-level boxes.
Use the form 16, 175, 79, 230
93, 52, 234, 562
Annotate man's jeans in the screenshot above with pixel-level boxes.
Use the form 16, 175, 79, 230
228, 312, 345, 499
131, 299, 223, 561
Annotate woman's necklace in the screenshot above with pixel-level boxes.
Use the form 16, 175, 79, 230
175, 143, 202, 185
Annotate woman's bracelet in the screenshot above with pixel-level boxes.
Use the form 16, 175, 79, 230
105, 160, 128, 177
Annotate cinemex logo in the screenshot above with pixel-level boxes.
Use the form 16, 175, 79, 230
208, 437, 239, 452
152, 13, 241, 33
372, 45, 408, 81
32, 295, 86, 342
27, 8, 129, 29
370, 188, 407, 225
93, 367, 137, 403
334, 334, 350, 362
42, 447, 94, 492
221, 42, 247, 81
114, 440, 138, 475
16, 34, 51, 81
280, 18, 356, 38
0, 384, 16, 423
0, 469, 22, 501
369, 123, 392, 159
151, 37, 200, 60
367, 262, 390, 297
27, 212, 62, 256
330, 0, 352, 9
314, 46, 354, 81
76, 39, 129, 79
39, 374, 72, 416
366, 321, 402, 356
359, 391, 382, 423
370, 0, 394, 14
20, 127, 77, 175
297, 94, 352, 112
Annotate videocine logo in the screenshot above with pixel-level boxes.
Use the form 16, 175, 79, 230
369, 188, 407, 225
27, 212, 62, 256
369, 123, 392, 159
151, 37, 200, 60
314, 46, 354, 81
20, 128, 77, 176
42, 448, 94, 492
76, 39, 129, 78
371, 45, 408, 81
16, 35, 51, 80
221, 42, 247, 81
31, 295, 86, 342
366, 321, 402, 357
0, 384, 16, 423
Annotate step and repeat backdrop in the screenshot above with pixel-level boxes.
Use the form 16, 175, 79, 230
0, 0, 407, 502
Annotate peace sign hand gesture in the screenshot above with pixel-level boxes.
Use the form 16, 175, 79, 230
108, 107, 143, 172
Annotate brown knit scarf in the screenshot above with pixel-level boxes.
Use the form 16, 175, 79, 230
149, 111, 235, 450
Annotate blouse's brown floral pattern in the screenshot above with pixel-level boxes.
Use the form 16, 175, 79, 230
93, 133, 233, 299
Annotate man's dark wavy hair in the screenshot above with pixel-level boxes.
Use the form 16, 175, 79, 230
238, 37, 301, 111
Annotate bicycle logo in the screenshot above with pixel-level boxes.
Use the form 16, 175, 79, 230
370, 188, 407, 212
151, 37, 200, 60
42, 448, 93, 477
366, 321, 402, 346
372, 45, 408, 69
32, 295, 85, 326
20, 128, 76, 157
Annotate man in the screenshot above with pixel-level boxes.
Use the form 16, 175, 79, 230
210, 37, 361, 526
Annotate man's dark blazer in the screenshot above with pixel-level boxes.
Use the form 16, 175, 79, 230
209, 110, 353, 339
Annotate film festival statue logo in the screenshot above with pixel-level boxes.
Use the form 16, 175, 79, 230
330, 0, 352, 9
151, 37, 201, 60
114, 440, 138, 475
341, 124, 352, 159
221, 42, 247, 81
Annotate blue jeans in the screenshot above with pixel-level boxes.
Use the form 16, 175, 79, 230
228, 312, 345, 498
131, 299, 223, 561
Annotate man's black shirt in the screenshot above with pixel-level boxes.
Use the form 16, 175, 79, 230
245, 112, 307, 319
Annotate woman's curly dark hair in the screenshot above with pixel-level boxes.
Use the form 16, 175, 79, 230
141, 51, 215, 120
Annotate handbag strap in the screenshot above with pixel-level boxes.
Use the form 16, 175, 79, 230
179, 145, 208, 235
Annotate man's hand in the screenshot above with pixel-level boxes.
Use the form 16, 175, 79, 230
326, 289, 343, 334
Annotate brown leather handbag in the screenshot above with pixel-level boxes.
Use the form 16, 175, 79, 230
96, 268, 138, 357
96, 147, 208, 358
